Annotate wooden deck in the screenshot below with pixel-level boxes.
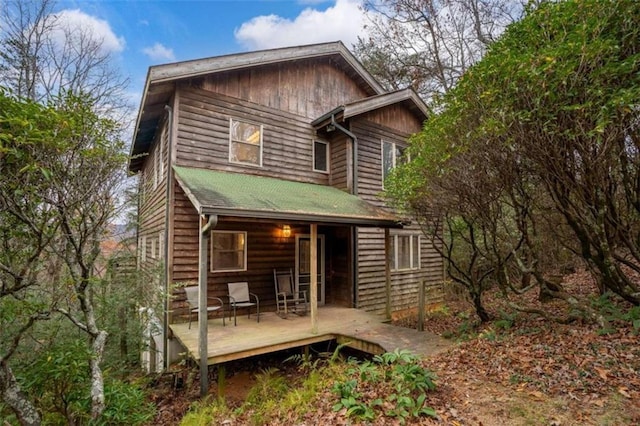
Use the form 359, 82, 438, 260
170, 306, 451, 365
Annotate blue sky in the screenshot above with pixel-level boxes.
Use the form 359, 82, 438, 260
52, 0, 368, 105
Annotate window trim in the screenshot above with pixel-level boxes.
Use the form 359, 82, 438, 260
210, 230, 248, 273
312, 139, 330, 173
389, 232, 421, 271
381, 140, 405, 189
228, 118, 263, 167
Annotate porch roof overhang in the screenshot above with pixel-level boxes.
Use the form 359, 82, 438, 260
173, 166, 403, 228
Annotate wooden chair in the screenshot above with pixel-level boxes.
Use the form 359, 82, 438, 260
227, 282, 259, 325
274, 268, 307, 318
183, 286, 225, 328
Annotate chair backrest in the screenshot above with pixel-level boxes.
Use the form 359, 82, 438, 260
274, 268, 294, 296
228, 282, 250, 303
184, 286, 198, 308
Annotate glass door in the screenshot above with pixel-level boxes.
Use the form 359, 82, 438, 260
295, 234, 325, 305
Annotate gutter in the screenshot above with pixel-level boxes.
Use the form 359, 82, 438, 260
162, 104, 173, 370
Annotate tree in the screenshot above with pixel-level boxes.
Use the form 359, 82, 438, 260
0, 89, 127, 422
356, 0, 525, 100
388, 0, 640, 313
0, 0, 131, 119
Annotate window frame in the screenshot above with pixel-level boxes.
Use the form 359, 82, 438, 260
228, 118, 263, 167
381, 140, 405, 189
389, 232, 421, 271
312, 139, 330, 173
210, 230, 248, 273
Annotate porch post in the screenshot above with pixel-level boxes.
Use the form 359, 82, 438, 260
385, 228, 391, 320
198, 214, 217, 396
310, 223, 318, 334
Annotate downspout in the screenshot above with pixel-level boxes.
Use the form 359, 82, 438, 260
330, 114, 358, 195
330, 114, 359, 307
162, 105, 173, 370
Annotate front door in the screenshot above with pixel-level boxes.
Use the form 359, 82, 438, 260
295, 234, 325, 306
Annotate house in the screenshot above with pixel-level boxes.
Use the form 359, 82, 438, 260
129, 41, 444, 375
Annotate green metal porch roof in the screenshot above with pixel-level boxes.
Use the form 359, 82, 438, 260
173, 166, 401, 227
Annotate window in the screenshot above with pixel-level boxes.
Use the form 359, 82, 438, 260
389, 233, 420, 271
211, 231, 247, 272
313, 140, 329, 172
381, 140, 405, 187
150, 237, 157, 259
229, 119, 262, 166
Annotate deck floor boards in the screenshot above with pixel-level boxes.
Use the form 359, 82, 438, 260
170, 306, 451, 365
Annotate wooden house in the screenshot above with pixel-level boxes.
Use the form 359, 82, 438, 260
129, 41, 444, 373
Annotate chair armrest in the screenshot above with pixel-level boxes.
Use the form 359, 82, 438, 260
207, 296, 224, 307
300, 290, 308, 302
276, 291, 287, 297
249, 292, 259, 303
228, 295, 237, 304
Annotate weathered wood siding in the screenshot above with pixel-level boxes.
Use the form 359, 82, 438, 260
174, 85, 329, 185
351, 112, 444, 314
138, 119, 169, 280
199, 59, 369, 119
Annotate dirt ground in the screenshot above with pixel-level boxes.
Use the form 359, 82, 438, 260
148, 270, 640, 425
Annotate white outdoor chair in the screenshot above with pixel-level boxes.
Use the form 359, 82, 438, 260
183, 286, 225, 328
227, 282, 259, 326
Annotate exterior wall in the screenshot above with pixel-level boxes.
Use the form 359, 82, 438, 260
200, 59, 370, 119
351, 113, 444, 314
174, 85, 329, 185
138, 118, 169, 279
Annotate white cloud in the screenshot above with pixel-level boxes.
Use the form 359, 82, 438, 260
51, 9, 125, 53
142, 43, 176, 62
234, 0, 366, 50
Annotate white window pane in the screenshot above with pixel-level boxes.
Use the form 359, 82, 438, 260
382, 141, 394, 182
412, 235, 420, 269
232, 121, 261, 145
230, 142, 260, 165
397, 235, 411, 270
211, 231, 246, 271
230, 119, 262, 166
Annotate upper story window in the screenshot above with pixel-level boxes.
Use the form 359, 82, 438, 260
381, 140, 405, 187
389, 233, 420, 271
211, 231, 247, 272
313, 140, 329, 173
229, 118, 262, 166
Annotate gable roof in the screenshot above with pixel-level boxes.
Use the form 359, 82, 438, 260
128, 41, 384, 173
311, 88, 429, 129
173, 166, 401, 227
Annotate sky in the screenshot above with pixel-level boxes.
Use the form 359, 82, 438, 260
52, 0, 370, 107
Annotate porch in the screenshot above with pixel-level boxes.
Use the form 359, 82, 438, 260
169, 306, 451, 366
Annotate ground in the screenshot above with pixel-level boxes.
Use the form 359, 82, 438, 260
148, 270, 640, 425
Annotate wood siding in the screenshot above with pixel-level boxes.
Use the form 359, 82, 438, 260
351, 113, 444, 314
174, 85, 330, 185
199, 59, 370, 119
138, 119, 169, 277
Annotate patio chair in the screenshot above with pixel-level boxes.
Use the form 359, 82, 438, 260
227, 282, 260, 325
183, 286, 225, 329
274, 268, 307, 318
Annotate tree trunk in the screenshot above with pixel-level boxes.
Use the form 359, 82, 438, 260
89, 330, 108, 420
539, 276, 563, 303
470, 291, 490, 322
0, 361, 41, 426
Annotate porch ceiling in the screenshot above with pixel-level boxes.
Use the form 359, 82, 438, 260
173, 166, 402, 227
